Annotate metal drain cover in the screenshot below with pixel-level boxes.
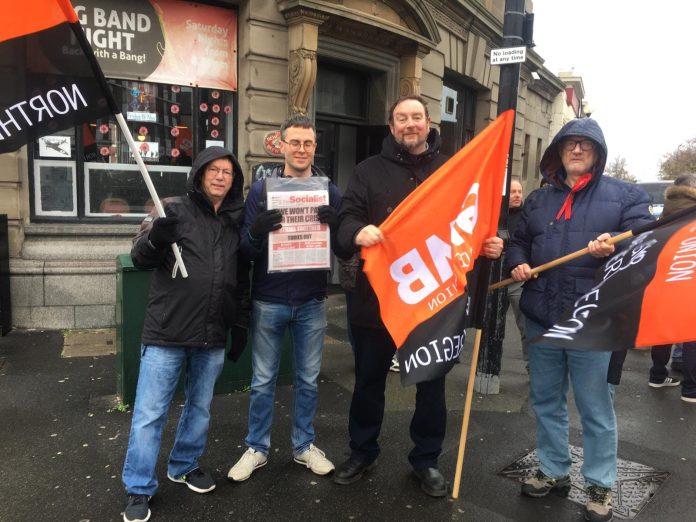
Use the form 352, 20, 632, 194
499, 445, 668, 519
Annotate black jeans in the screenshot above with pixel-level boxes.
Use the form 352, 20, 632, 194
649, 344, 672, 383
347, 324, 447, 469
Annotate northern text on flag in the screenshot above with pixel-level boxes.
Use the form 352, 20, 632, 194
0, 84, 89, 141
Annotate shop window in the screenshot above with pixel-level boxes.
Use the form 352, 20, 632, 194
33, 159, 78, 217
29, 80, 236, 221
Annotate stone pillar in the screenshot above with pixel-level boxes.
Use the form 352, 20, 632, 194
282, 8, 327, 116
399, 53, 422, 96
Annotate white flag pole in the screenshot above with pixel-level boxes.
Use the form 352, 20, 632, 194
114, 112, 188, 278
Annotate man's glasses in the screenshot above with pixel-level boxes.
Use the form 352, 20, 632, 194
561, 138, 595, 152
207, 166, 233, 176
283, 139, 316, 151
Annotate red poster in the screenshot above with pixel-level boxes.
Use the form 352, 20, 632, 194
74, 0, 237, 90
149, 0, 237, 90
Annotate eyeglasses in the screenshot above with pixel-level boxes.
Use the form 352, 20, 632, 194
207, 166, 233, 176
282, 139, 316, 151
561, 138, 595, 152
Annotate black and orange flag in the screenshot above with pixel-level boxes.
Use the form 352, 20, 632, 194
0, 0, 115, 153
538, 205, 696, 351
362, 110, 514, 385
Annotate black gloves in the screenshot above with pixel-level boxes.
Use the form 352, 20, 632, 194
148, 217, 180, 249
249, 209, 282, 239
317, 205, 338, 229
227, 325, 248, 362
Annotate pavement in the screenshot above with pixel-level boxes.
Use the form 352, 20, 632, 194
1, 291, 695, 522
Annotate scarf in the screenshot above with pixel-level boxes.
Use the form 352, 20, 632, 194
556, 173, 592, 221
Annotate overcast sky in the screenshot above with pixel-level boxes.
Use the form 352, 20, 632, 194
531, 0, 696, 181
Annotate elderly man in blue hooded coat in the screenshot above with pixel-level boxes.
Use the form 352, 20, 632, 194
506, 118, 652, 522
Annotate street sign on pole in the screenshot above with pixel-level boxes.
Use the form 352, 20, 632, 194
490, 46, 526, 65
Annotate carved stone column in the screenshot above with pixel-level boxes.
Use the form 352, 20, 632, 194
282, 8, 328, 115
399, 53, 422, 96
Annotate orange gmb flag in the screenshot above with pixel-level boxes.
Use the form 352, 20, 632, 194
0, 0, 113, 153
538, 206, 696, 351
362, 110, 514, 351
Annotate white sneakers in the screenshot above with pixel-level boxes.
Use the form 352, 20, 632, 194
228, 444, 334, 481
227, 448, 268, 481
293, 444, 335, 475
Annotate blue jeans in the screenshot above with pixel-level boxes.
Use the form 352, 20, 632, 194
122, 344, 225, 496
246, 298, 327, 454
527, 319, 617, 489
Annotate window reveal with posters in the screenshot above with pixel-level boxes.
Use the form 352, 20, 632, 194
266, 177, 331, 272
30, 0, 238, 220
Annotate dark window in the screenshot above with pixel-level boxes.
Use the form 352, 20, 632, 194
439, 80, 477, 157
316, 64, 367, 119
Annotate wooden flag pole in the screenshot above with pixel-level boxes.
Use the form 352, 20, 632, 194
115, 113, 188, 278
488, 229, 634, 292
451, 328, 483, 499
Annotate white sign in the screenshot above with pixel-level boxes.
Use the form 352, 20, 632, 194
127, 111, 157, 122
38, 135, 71, 158
266, 177, 331, 272
129, 141, 160, 162
491, 46, 527, 65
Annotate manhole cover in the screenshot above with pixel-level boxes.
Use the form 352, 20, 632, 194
499, 445, 668, 519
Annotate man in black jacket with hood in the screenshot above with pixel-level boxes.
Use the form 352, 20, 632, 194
334, 96, 503, 497
121, 146, 250, 522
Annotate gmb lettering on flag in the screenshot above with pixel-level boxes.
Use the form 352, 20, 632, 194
539, 206, 696, 352
0, 0, 115, 154
361, 110, 514, 385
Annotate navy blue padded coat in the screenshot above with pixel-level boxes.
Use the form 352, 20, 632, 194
505, 118, 653, 329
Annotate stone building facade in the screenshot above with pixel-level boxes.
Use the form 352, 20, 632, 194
1, 0, 565, 329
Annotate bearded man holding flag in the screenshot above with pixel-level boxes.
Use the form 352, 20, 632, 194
333, 95, 504, 497
506, 118, 652, 522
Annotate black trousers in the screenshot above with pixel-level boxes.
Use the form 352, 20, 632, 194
348, 324, 447, 469
649, 344, 672, 383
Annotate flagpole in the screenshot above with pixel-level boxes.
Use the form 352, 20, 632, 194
114, 113, 188, 278
489, 229, 634, 291
65, 7, 188, 278
451, 328, 483, 499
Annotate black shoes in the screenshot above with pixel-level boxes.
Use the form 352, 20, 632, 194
334, 457, 447, 498
412, 467, 447, 497
333, 457, 376, 485
123, 494, 151, 522
167, 467, 216, 493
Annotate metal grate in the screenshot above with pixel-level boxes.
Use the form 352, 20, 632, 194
499, 445, 668, 519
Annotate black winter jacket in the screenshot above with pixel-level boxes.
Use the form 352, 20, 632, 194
132, 146, 251, 348
337, 129, 448, 327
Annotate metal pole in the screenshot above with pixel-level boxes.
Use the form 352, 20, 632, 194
474, 0, 527, 393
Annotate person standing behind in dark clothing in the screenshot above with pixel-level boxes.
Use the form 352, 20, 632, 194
503, 177, 527, 361
121, 146, 250, 522
506, 118, 652, 522
333, 95, 503, 498
648, 173, 696, 400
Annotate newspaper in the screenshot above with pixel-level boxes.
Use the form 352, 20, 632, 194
266, 176, 331, 272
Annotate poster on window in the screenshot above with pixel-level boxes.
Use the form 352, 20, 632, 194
128, 141, 160, 161
73, 0, 237, 90
266, 177, 331, 273
38, 136, 72, 158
